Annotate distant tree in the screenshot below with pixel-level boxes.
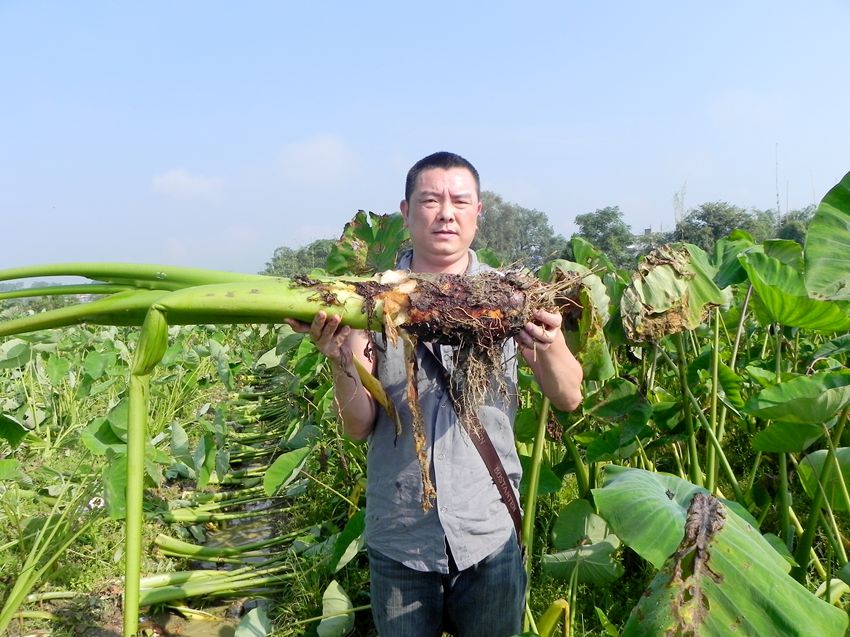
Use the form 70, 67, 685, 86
669, 202, 759, 252
631, 229, 668, 260
571, 206, 635, 268
777, 204, 816, 245
263, 239, 335, 276
474, 192, 567, 268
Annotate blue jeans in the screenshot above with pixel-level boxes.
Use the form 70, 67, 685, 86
368, 536, 527, 637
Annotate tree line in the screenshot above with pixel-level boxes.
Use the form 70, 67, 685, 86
263, 193, 816, 275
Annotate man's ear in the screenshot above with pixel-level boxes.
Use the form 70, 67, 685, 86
400, 199, 409, 225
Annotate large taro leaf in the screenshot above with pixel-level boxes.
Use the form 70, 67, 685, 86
743, 371, 850, 424
594, 467, 848, 637
539, 260, 614, 381
621, 244, 725, 342
738, 246, 850, 331
805, 170, 850, 301
541, 499, 623, 585
326, 210, 408, 275
798, 448, 850, 512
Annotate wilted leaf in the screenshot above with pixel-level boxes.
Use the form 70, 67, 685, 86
621, 244, 725, 341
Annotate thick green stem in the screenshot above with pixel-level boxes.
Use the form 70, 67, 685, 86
773, 326, 793, 551
124, 308, 169, 637
674, 333, 703, 486
125, 374, 148, 637
561, 421, 589, 499
523, 398, 552, 583
792, 408, 850, 581
706, 308, 720, 493
0, 261, 268, 288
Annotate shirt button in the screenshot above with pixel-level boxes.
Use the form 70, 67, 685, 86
440, 505, 448, 512
437, 453, 445, 460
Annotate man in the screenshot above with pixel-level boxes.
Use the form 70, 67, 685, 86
289, 152, 583, 636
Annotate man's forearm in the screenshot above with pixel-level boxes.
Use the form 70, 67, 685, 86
524, 337, 583, 412
331, 357, 377, 440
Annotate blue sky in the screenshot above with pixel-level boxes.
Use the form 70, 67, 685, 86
2, 1, 849, 275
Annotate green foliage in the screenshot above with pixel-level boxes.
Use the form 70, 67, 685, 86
263, 239, 336, 276
669, 201, 774, 251
571, 206, 635, 268
805, 170, 850, 301
475, 192, 568, 268
326, 210, 409, 275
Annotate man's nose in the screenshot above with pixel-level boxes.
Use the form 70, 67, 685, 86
436, 200, 456, 220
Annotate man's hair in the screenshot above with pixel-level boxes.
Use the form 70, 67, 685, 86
404, 151, 480, 202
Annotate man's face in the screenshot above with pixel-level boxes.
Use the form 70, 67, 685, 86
400, 167, 482, 272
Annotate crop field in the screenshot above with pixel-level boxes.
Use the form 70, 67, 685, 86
2, 172, 850, 637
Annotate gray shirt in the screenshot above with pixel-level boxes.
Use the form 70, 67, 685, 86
364, 250, 522, 573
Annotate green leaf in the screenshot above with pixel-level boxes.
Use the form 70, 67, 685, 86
0, 338, 32, 369
713, 232, 754, 288
235, 607, 272, 637
0, 413, 28, 448
171, 421, 191, 463
45, 354, 71, 386
814, 334, 850, 363
752, 421, 824, 453
570, 236, 617, 275
804, 170, 850, 301
0, 458, 22, 482
263, 447, 311, 496
103, 451, 128, 519
552, 499, 617, 549
475, 247, 502, 268
518, 455, 562, 496
316, 580, 355, 637
744, 371, 850, 423
543, 500, 623, 584
798, 448, 850, 511
593, 466, 705, 569
194, 433, 217, 490
514, 407, 539, 443
106, 398, 130, 442
326, 211, 409, 275
83, 350, 109, 379
739, 247, 850, 331
716, 362, 745, 409
329, 510, 365, 573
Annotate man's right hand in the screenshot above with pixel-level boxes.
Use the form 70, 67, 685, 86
285, 312, 352, 364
